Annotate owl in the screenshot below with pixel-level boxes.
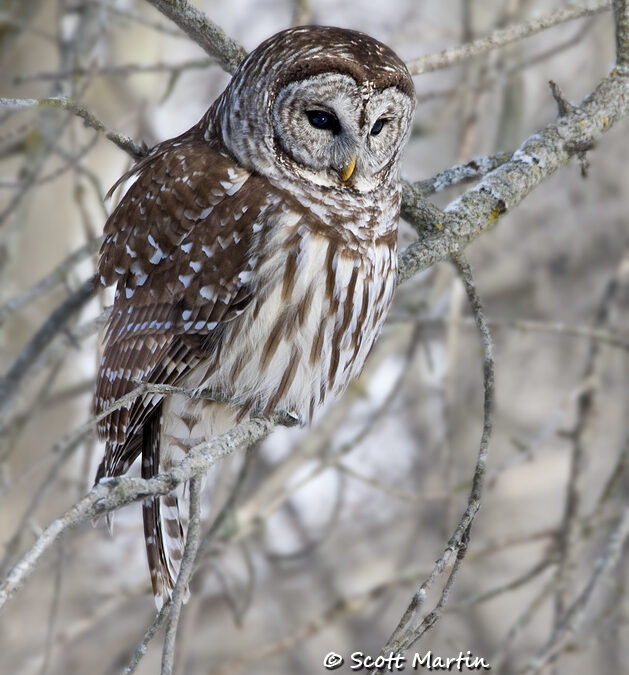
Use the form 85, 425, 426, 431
94, 26, 415, 608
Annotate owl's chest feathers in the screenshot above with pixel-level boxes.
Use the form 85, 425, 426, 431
190, 210, 397, 422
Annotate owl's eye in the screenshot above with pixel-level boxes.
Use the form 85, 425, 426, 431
370, 118, 389, 136
306, 110, 341, 135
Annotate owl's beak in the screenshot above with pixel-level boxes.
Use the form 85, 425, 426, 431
338, 155, 356, 182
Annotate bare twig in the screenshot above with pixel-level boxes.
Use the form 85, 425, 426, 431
406, 1, 611, 75
0, 413, 293, 612
398, 69, 629, 282
38, 541, 64, 675
13, 58, 213, 85
0, 97, 147, 160
161, 475, 202, 675
389, 313, 629, 351
613, 0, 629, 67
405, 152, 513, 198
0, 236, 103, 328
521, 509, 629, 673
123, 603, 171, 675
76, 0, 189, 39
553, 265, 620, 627
0, 275, 98, 421
374, 253, 494, 665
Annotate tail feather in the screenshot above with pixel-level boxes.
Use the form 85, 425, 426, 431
141, 402, 190, 609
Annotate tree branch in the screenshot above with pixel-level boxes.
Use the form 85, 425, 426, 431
0, 275, 98, 421
405, 152, 513, 199
161, 475, 202, 675
374, 253, 494, 666
614, 0, 629, 67
406, 1, 612, 75
0, 97, 147, 160
143, 0, 247, 74
397, 70, 629, 282
520, 508, 629, 674
0, 412, 292, 613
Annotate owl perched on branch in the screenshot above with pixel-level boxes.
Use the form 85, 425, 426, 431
94, 26, 415, 608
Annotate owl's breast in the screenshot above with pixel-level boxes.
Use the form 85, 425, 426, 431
193, 212, 397, 421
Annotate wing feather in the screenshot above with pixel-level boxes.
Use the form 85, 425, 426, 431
94, 131, 268, 480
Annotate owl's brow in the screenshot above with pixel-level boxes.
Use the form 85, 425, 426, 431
272, 58, 414, 100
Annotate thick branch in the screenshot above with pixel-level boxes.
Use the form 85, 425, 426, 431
143, 0, 247, 74
398, 70, 629, 282
405, 152, 513, 199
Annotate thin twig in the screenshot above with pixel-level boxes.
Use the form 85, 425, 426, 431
123, 602, 171, 675
521, 508, 629, 673
406, 1, 611, 75
0, 236, 103, 328
0, 413, 293, 612
374, 253, 494, 667
613, 0, 629, 67
389, 313, 629, 351
71, 0, 188, 38
13, 58, 214, 85
554, 267, 619, 625
0, 97, 147, 160
38, 541, 64, 675
0, 275, 98, 421
405, 152, 513, 199
161, 475, 202, 675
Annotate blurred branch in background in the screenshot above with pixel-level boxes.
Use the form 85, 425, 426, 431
0, 1, 628, 674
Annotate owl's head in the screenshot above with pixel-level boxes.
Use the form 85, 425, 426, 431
212, 26, 415, 193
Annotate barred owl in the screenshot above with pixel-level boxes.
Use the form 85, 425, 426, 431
94, 26, 415, 608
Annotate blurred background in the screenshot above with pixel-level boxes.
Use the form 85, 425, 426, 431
0, 1, 627, 673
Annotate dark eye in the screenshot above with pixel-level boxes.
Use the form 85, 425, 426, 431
306, 110, 341, 135
370, 118, 388, 136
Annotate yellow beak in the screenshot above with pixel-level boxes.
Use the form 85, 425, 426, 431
339, 156, 356, 182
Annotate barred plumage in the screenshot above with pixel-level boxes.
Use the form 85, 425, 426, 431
94, 25, 415, 608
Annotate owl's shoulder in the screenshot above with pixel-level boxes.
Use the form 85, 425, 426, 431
98, 131, 272, 288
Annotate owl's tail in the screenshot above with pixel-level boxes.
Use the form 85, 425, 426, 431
141, 403, 189, 610
141, 398, 245, 609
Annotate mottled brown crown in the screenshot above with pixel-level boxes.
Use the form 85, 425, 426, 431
239, 25, 415, 98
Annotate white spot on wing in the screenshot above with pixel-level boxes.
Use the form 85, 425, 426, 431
200, 286, 216, 300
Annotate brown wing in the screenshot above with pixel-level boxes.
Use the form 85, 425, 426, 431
94, 131, 268, 479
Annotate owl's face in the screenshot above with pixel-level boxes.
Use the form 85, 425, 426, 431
213, 26, 415, 194
272, 71, 414, 190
